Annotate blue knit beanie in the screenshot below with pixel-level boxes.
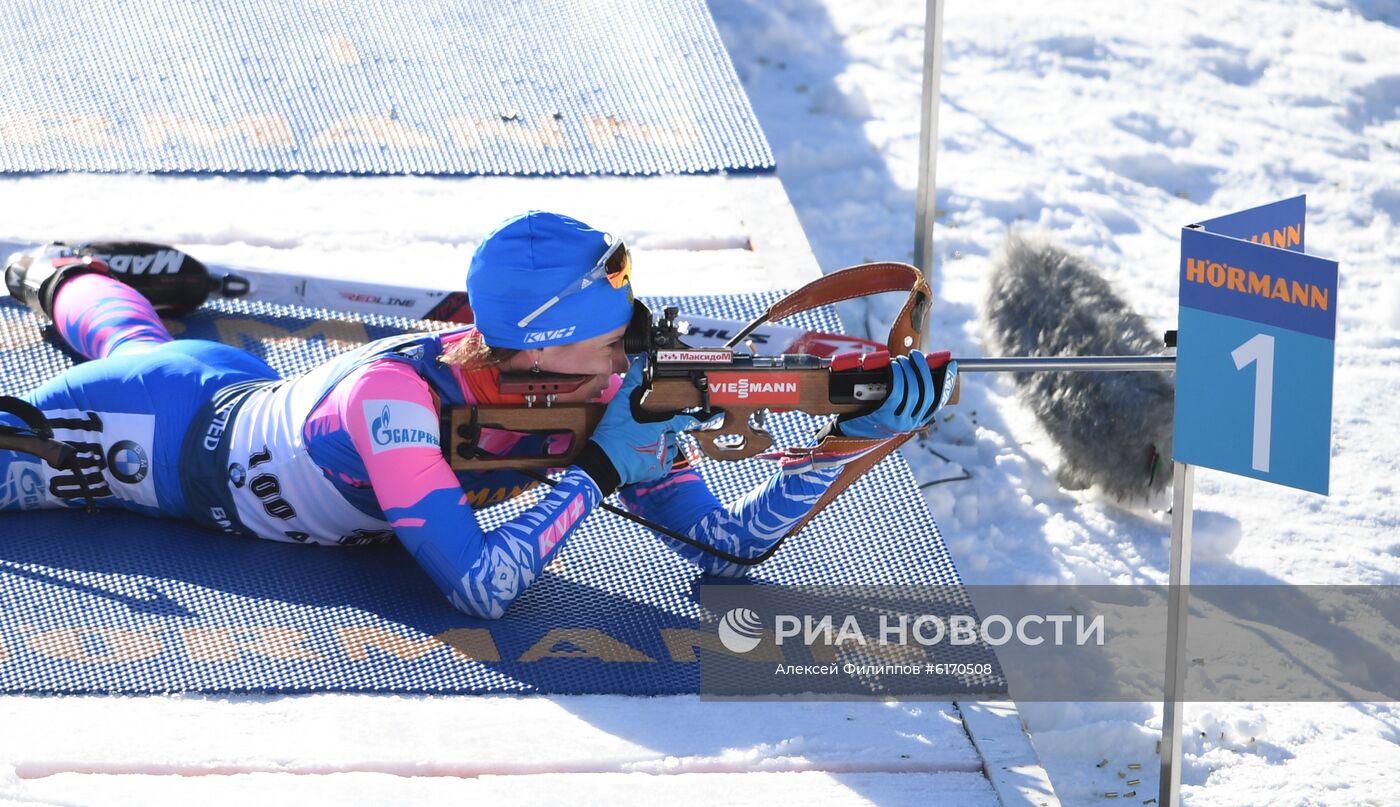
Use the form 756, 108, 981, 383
467, 211, 634, 349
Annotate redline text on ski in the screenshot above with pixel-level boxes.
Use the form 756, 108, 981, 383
772, 614, 1106, 648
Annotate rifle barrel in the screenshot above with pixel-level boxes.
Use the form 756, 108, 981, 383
952, 355, 1176, 372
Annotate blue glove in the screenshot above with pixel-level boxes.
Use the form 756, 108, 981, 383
575, 357, 700, 493
837, 349, 957, 438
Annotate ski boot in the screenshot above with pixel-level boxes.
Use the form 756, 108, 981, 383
5, 241, 216, 319
4, 243, 111, 321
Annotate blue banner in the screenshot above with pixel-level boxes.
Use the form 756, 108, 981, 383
1174, 307, 1334, 494
1179, 226, 1338, 340
1173, 198, 1337, 495
1197, 195, 1307, 252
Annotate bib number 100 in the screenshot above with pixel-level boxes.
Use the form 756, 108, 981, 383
248, 447, 296, 520
1231, 333, 1274, 473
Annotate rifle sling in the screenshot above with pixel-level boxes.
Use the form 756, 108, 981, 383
728, 263, 931, 539
0, 395, 101, 512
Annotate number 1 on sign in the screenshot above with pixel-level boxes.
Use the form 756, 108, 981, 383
1231, 334, 1275, 472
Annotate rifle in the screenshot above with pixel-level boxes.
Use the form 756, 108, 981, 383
442, 262, 942, 557
445, 264, 942, 472
442, 256, 1177, 484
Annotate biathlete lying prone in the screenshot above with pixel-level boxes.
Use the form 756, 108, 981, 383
0, 211, 955, 618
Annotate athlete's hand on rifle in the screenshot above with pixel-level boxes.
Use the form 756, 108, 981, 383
575, 357, 701, 493
836, 349, 957, 438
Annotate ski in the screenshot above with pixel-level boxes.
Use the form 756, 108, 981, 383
1, 239, 881, 357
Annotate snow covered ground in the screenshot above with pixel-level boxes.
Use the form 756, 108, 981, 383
709, 0, 1400, 803
1, 0, 1397, 804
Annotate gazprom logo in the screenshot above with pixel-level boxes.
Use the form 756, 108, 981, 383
365, 400, 441, 454
1, 466, 44, 510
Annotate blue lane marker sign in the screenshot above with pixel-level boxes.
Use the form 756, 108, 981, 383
1173, 196, 1339, 494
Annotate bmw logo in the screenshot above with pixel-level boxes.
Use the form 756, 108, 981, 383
106, 440, 149, 485
228, 463, 247, 488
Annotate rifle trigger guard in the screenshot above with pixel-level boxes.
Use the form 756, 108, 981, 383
692, 409, 773, 461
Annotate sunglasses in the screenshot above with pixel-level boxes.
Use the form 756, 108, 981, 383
516, 237, 633, 329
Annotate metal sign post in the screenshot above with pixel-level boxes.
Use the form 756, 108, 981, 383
914, 0, 947, 276
956, 353, 1187, 805
1159, 462, 1195, 807
1164, 196, 1337, 806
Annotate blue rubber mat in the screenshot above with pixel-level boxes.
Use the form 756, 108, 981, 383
0, 294, 989, 695
0, 0, 773, 176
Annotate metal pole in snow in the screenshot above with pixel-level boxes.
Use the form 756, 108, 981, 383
1159, 462, 1195, 807
946, 351, 1190, 806
914, 0, 948, 278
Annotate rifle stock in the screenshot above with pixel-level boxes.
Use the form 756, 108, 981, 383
442, 355, 963, 471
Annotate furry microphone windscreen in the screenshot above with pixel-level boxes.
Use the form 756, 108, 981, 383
983, 233, 1174, 502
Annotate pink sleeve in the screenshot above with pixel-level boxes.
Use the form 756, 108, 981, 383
337, 359, 603, 619
340, 361, 459, 516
